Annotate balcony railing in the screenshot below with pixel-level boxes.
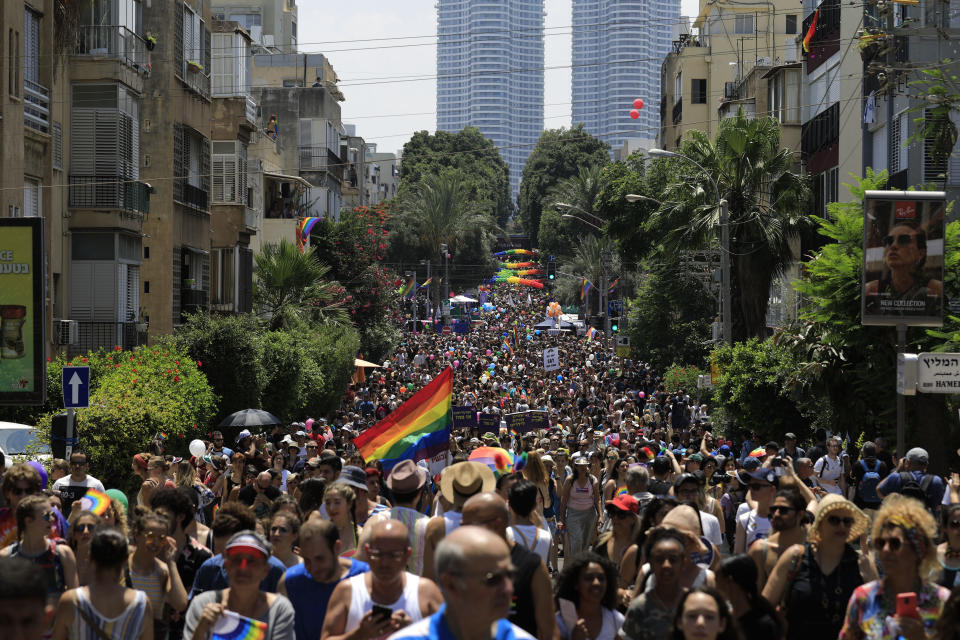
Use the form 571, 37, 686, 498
177, 183, 209, 211
68, 321, 145, 357
24, 79, 50, 133
68, 176, 151, 213
184, 66, 211, 99
245, 96, 258, 126
672, 99, 682, 124
181, 288, 209, 320
801, 102, 840, 157
300, 146, 328, 171
76, 25, 148, 70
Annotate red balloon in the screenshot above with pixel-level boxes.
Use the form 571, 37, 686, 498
633, 98, 644, 109
629, 109, 640, 119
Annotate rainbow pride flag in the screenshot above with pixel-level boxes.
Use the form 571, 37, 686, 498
580, 278, 594, 301
81, 489, 111, 516
586, 326, 598, 341
469, 446, 514, 475
353, 367, 453, 472
397, 277, 416, 299
748, 446, 766, 458
418, 277, 433, 289
616, 484, 628, 496
211, 610, 268, 640
802, 9, 819, 53
608, 277, 620, 294
296, 217, 322, 253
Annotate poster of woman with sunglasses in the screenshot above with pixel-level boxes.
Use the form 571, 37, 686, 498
862, 192, 945, 325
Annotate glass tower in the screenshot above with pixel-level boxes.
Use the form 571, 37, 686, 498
572, 0, 681, 151
436, 0, 545, 198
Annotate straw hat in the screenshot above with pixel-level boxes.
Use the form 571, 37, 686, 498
811, 493, 870, 543
440, 461, 495, 508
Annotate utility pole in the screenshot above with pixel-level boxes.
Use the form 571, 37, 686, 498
720, 199, 732, 344
405, 270, 416, 333
601, 250, 611, 338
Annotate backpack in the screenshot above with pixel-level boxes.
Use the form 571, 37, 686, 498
858, 459, 882, 505
899, 471, 934, 506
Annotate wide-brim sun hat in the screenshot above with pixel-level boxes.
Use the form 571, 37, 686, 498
812, 493, 870, 543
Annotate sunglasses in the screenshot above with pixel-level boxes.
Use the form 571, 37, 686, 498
827, 515, 855, 528
883, 233, 919, 247
874, 537, 903, 552
769, 505, 797, 515
270, 526, 290, 534
76, 522, 97, 533
460, 568, 514, 588
650, 553, 684, 566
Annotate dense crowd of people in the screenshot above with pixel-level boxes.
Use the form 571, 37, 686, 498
1, 286, 960, 640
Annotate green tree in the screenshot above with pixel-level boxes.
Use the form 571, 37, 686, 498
540, 164, 608, 259
398, 128, 512, 226
627, 261, 715, 371
777, 170, 960, 469
253, 239, 347, 331
518, 125, 610, 244
34, 346, 216, 492
652, 111, 810, 340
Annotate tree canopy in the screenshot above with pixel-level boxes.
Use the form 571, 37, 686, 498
518, 125, 610, 245
398, 128, 513, 226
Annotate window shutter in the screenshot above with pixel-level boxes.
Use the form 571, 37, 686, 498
212, 33, 229, 95
23, 180, 41, 217
175, 4, 184, 78
890, 113, 902, 174
184, 7, 194, 65
923, 109, 949, 183
70, 110, 95, 171
238, 143, 248, 201
172, 247, 182, 324
173, 124, 185, 202
204, 25, 211, 94
200, 136, 211, 200
53, 122, 63, 170
23, 9, 39, 84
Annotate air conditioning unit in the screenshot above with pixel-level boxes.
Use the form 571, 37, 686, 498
56, 319, 79, 346
723, 82, 737, 100
262, 34, 275, 48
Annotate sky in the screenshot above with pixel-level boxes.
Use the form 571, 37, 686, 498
299, 0, 700, 156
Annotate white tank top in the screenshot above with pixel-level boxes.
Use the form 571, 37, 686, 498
443, 511, 463, 536
345, 572, 423, 637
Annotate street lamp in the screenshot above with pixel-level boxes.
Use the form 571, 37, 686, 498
647, 148, 732, 345
624, 193, 661, 205
561, 215, 612, 338
561, 213, 603, 232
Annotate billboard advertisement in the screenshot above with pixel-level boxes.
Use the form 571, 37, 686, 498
862, 191, 945, 326
0, 218, 46, 404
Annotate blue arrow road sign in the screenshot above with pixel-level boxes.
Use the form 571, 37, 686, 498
62, 366, 90, 408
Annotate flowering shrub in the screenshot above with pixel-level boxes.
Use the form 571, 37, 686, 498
34, 346, 216, 491
662, 364, 705, 395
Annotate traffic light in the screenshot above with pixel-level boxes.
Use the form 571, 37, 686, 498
611, 320, 619, 332
547, 259, 556, 280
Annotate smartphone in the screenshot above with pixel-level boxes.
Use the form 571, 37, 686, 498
896, 592, 919, 619
371, 605, 392, 621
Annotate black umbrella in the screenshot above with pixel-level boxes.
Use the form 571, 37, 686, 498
218, 408, 283, 428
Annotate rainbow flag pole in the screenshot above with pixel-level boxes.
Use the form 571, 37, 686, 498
580, 278, 594, 301
802, 9, 819, 53
353, 367, 453, 472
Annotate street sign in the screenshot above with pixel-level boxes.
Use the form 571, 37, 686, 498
543, 347, 559, 372
62, 366, 90, 408
441, 325, 451, 335
917, 352, 960, 394
897, 353, 918, 396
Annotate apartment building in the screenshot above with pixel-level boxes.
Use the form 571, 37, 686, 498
365, 146, 399, 205
659, 0, 801, 150
859, 0, 960, 202
341, 124, 367, 209
572, 0, 680, 151
212, 0, 297, 52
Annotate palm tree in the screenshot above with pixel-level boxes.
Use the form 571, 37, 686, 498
651, 110, 810, 340
540, 164, 608, 258
254, 239, 349, 331
399, 170, 498, 308
556, 234, 622, 315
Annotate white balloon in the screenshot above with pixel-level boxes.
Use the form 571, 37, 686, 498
188, 439, 207, 459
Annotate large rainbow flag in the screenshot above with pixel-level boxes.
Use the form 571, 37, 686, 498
353, 366, 453, 472
296, 217, 322, 253
581, 278, 593, 301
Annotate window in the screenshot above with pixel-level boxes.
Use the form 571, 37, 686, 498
691, 79, 707, 104
812, 168, 839, 218
734, 14, 754, 34
69, 84, 141, 209
53, 122, 63, 170
889, 111, 908, 174
212, 140, 248, 204
674, 71, 683, 101
173, 124, 210, 210
23, 178, 41, 217
768, 69, 800, 123
228, 13, 261, 30
23, 8, 39, 86
923, 109, 949, 183
212, 32, 250, 96
210, 247, 236, 310
786, 14, 798, 34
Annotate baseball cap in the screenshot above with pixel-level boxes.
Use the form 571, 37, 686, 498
737, 468, 778, 486
784, 432, 797, 440
742, 457, 761, 471
605, 494, 639, 514
236, 429, 252, 444
687, 453, 703, 463
339, 466, 369, 492
224, 531, 272, 558
906, 447, 929, 466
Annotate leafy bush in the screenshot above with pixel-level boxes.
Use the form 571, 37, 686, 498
34, 346, 216, 492
360, 321, 401, 364
663, 364, 705, 395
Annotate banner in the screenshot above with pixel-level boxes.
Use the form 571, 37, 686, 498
526, 410, 550, 431
862, 191, 945, 326
451, 406, 478, 430
478, 413, 499, 435
0, 218, 45, 405
505, 412, 529, 434
543, 347, 560, 372
504, 411, 549, 433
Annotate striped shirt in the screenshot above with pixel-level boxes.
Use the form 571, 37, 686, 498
71, 587, 148, 640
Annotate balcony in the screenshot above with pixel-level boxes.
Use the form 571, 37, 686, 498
245, 96, 258, 126
181, 288, 209, 318
184, 66, 211, 100
245, 207, 258, 230
68, 176, 151, 214
24, 79, 50, 133
801, 102, 840, 157
177, 183, 209, 212
802, 0, 841, 72
76, 25, 148, 71
672, 99, 682, 124
300, 146, 328, 171
68, 321, 145, 358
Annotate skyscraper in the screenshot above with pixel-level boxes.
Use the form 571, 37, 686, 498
436, 0, 545, 198
572, 0, 681, 151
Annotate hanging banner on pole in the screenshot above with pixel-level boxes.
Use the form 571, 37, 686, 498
862, 191, 945, 326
